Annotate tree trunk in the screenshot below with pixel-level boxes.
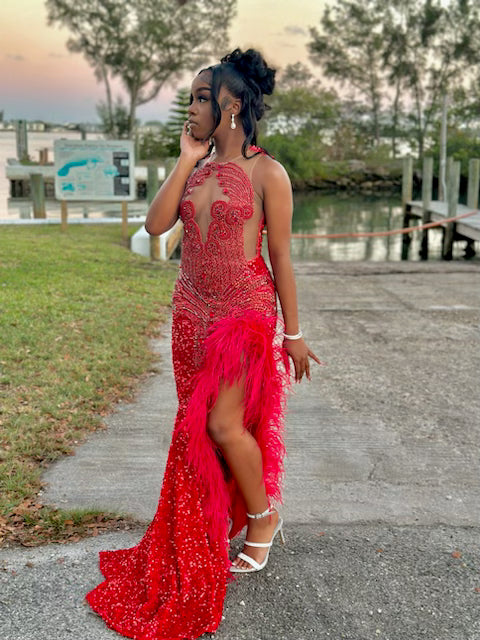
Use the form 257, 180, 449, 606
368, 52, 381, 147
373, 97, 380, 148
100, 64, 114, 134
128, 88, 137, 140
413, 79, 424, 161
391, 76, 401, 158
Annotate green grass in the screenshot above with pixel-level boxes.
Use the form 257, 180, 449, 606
0, 224, 177, 545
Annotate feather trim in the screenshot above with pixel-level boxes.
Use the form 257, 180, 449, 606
177, 309, 291, 549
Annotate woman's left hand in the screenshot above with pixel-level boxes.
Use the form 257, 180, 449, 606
283, 337, 324, 382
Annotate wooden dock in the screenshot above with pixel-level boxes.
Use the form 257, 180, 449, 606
407, 200, 480, 241
401, 156, 480, 260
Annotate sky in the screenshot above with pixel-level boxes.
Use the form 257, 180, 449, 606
0, 0, 328, 124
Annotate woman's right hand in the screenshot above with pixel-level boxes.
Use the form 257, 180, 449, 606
180, 121, 210, 165
283, 337, 325, 383
145, 122, 209, 235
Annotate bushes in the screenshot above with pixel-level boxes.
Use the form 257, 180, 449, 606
261, 133, 401, 190
429, 128, 480, 177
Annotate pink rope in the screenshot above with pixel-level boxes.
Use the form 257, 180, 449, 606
262, 209, 478, 239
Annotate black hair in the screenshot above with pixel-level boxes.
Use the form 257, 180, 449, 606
199, 48, 276, 158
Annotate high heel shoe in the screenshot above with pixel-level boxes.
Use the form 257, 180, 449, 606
229, 506, 285, 573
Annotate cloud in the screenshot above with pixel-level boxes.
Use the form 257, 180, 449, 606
6, 53, 25, 62
284, 25, 307, 36
48, 52, 65, 59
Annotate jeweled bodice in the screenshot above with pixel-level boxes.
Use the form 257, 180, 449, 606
178, 159, 265, 296
172, 152, 276, 367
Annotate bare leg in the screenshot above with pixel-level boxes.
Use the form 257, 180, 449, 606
207, 378, 279, 570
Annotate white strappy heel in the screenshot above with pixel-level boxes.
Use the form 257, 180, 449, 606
229, 506, 285, 573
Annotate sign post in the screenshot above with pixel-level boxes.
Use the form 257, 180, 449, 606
122, 201, 128, 244
60, 200, 68, 231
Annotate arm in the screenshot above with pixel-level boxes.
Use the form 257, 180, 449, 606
262, 158, 323, 382
145, 123, 210, 236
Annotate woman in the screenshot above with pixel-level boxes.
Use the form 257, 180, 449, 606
85, 48, 322, 639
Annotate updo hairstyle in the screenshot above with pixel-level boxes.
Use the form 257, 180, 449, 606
200, 48, 276, 158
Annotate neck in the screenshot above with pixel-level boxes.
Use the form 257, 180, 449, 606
212, 128, 247, 161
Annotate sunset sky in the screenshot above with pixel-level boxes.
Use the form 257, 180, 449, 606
1, 0, 328, 124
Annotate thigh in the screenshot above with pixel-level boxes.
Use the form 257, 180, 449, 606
208, 374, 247, 443
210, 374, 246, 421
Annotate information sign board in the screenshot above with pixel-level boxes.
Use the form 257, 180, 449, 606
54, 140, 135, 201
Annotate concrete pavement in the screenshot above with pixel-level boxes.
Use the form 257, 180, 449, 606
1, 260, 479, 640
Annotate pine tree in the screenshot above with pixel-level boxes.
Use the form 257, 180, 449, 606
164, 88, 191, 156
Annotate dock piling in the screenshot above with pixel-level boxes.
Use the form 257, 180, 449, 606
149, 160, 178, 261
401, 156, 413, 260
147, 163, 159, 206
148, 163, 161, 260
443, 160, 460, 259
401, 155, 479, 260
464, 159, 479, 258
30, 174, 46, 219
467, 159, 479, 210
420, 157, 433, 260
445, 157, 454, 202
38, 148, 49, 165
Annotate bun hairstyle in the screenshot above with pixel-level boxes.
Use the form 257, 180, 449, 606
200, 48, 276, 158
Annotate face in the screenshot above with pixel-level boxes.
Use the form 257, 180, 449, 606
188, 71, 240, 141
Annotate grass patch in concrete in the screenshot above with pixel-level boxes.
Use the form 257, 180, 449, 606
0, 224, 177, 546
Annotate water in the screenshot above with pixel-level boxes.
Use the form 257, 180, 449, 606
1, 131, 477, 261
290, 191, 477, 261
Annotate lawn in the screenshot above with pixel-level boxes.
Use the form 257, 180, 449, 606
0, 224, 177, 546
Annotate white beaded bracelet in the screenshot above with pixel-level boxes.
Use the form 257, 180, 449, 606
283, 330, 303, 340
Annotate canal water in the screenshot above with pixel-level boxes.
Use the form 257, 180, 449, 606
290, 190, 474, 262
1, 132, 476, 261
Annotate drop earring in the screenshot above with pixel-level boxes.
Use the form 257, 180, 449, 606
230, 113, 236, 130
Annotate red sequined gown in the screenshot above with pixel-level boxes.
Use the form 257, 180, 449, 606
85, 146, 290, 639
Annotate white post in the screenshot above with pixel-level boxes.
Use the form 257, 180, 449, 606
439, 91, 448, 201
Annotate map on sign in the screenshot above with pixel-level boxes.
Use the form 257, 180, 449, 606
54, 140, 135, 201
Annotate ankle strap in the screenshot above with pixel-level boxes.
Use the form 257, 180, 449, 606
246, 506, 275, 519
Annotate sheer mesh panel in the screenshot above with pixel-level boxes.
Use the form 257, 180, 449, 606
187, 153, 264, 261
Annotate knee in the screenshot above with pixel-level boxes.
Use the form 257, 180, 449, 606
207, 411, 243, 446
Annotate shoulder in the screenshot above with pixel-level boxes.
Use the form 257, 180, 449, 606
251, 153, 292, 194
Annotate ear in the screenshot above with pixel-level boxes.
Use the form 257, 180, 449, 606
231, 97, 242, 116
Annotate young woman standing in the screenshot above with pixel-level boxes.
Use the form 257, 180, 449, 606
86, 48, 322, 639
